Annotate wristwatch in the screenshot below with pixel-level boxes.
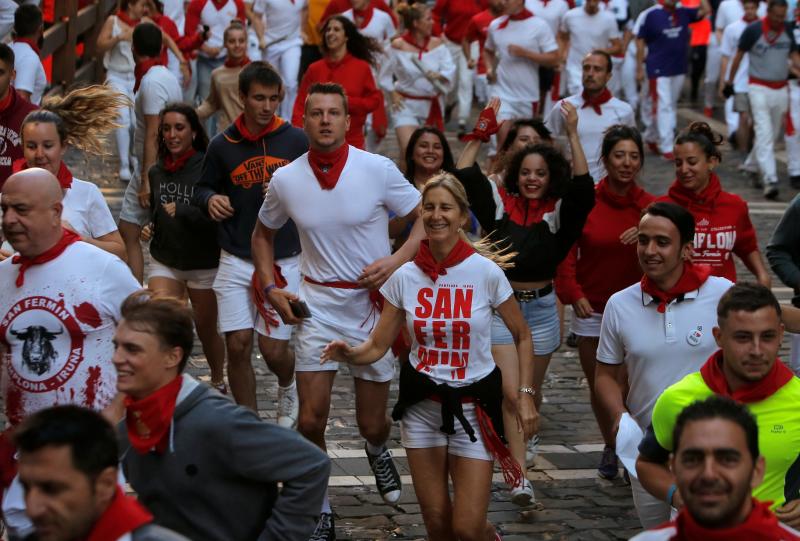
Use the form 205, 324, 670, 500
518, 387, 536, 397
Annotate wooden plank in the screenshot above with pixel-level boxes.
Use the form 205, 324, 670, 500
52, 0, 78, 88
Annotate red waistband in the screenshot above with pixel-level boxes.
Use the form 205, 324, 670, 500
303, 276, 362, 289
398, 91, 437, 101
750, 77, 787, 89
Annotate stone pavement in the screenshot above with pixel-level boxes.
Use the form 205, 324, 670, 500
67, 100, 799, 540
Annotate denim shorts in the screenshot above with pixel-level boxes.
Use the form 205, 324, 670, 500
491, 290, 560, 356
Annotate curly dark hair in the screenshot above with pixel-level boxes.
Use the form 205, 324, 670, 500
674, 121, 724, 162
157, 103, 209, 161
404, 127, 455, 183
321, 15, 382, 67
504, 144, 571, 200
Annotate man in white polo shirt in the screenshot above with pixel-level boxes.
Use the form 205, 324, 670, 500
595, 201, 733, 529
558, 0, 622, 96
484, 0, 559, 147
252, 82, 423, 540
10, 3, 45, 106
546, 50, 635, 182
525, 0, 569, 109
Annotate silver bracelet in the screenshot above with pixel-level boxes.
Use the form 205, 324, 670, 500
518, 387, 536, 397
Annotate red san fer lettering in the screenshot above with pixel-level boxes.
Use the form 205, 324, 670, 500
414, 287, 473, 318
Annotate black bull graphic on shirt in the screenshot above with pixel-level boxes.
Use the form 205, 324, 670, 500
9, 325, 62, 376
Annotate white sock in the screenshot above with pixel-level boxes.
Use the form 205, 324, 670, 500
321, 492, 331, 514
279, 378, 296, 391
365, 441, 386, 456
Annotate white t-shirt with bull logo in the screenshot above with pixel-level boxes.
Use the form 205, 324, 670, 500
0, 242, 139, 426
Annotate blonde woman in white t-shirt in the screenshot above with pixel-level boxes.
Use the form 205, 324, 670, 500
322, 174, 537, 540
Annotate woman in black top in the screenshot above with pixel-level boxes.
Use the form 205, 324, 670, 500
457, 100, 595, 503
141, 103, 226, 392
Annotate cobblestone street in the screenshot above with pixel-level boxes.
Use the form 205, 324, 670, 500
68, 101, 799, 540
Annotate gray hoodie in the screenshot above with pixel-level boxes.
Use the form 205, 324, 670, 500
118, 376, 330, 541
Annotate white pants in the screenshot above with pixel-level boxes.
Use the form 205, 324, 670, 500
749, 82, 789, 185
621, 42, 639, 113
724, 96, 740, 136
790, 334, 800, 376
105, 70, 135, 171
641, 75, 684, 154
566, 61, 583, 96
704, 33, 721, 109
608, 56, 624, 98
445, 38, 474, 125
784, 80, 800, 177
265, 38, 303, 120
630, 475, 671, 529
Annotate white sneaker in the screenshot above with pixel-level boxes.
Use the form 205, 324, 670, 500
510, 478, 534, 506
277, 381, 298, 428
525, 434, 540, 464
119, 166, 132, 183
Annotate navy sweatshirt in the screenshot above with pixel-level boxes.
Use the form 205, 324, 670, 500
192, 120, 308, 260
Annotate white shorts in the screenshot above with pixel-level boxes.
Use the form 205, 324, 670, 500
401, 399, 493, 461
213, 250, 300, 339
294, 314, 395, 382
498, 99, 539, 121
392, 95, 442, 129
571, 311, 603, 338
148, 259, 218, 290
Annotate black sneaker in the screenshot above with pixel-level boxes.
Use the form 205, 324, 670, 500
791, 176, 800, 190
597, 445, 619, 480
764, 184, 779, 200
366, 444, 402, 504
309, 512, 335, 541
566, 332, 578, 348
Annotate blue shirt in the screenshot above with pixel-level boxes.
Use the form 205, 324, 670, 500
638, 5, 700, 78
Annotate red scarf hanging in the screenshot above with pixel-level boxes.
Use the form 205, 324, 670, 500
308, 143, 350, 190
540, 0, 550, 6
413, 238, 476, 282
224, 55, 251, 68
596, 177, 650, 210
251, 265, 288, 333
761, 17, 785, 45
667, 171, 722, 212
700, 350, 794, 404
85, 487, 153, 541
233, 113, 284, 142
743, 14, 759, 22
124, 376, 183, 455
115, 9, 141, 28
12, 159, 73, 190
498, 8, 533, 29
499, 187, 558, 227
581, 87, 613, 115
11, 229, 81, 287
401, 31, 430, 60
13, 38, 40, 56
640, 261, 711, 313
671, 499, 796, 541
0, 88, 13, 113
353, 5, 375, 29
211, 0, 230, 9
162, 148, 197, 173
134, 57, 166, 93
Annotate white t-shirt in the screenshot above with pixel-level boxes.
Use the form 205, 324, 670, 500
134, 66, 182, 165
485, 15, 558, 102
559, 8, 620, 71
525, 0, 570, 37
0, 242, 139, 426
259, 146, 421, 330
62, 178, 118, 240
720, 19, 750, 92
10, 41, 46, 105
254, 0, 307, 44
195, 0, 242, 57
714, 0, 766, 32
343, 9, 396, 90
389, 44, 455, 97
382, 254, 512, 386
546, 94, 635, 182
596, 276, 733, 430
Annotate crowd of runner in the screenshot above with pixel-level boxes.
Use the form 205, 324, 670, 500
0, 0, 799, 539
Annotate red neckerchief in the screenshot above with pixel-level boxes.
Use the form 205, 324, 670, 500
414, 238, 476, 282
667, 171, 723, 212
124, 376, 183, 455
540, 0, 550, 6
700, 349, 794, 404
115, 9, 140, 28
324, 52, 351, 71
11, 229, 81, 287
83, 487, 153, 541
762, 17, 785, 45
233, 113, 284, 142
134, 57, 166, 93
498, 187, 558, 227
401, 31, 430, 60
657, 0, 679, 27
353, 5, 375, 29
581, 88, 613, 115
308, 143, 350, 190
671, 499, 792, 541
251, 265, 288, 332
13, 38, 39, 56
211, 0, 230, 9
640, 261, 711, 313
498, 8, 533, 29
596, 177, 651, 210
12, 159, 73, 190
163, 148, 197, 173
743, 14, 759, 22
224, 55, 250, 68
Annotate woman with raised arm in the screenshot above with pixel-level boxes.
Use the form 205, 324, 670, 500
322, 174, 536, 541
